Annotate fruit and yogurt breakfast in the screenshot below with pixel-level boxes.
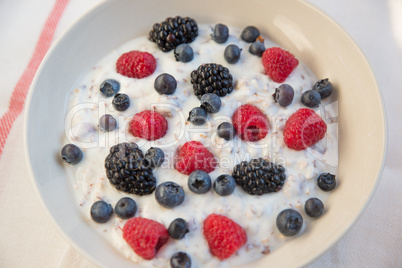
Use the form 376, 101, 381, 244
60, 16, 338, 268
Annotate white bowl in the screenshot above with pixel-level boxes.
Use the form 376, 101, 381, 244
25, 0, 387, 267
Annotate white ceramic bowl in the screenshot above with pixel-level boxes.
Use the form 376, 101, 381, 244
25, 0, 387, 267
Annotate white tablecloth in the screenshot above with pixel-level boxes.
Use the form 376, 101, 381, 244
0, 0, 400, 267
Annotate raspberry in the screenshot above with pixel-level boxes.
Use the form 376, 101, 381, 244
116, 51, 156, 79
130, 110, 168, 141
122, 217, 169, 260
232, 104, 270, 142
262, 47, 299, 83
283, 108, 327, 150
175, 141, 216, 175
203, 214, 247, 260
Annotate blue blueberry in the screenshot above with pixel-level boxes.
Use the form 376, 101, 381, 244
213, 174, 236, 196
187, 107, 207, 126
154, 73, 177, 95
61, 144, 83, 165
276, 209, 303, 236
224, 44, 242, 64
90, 200, 113, 223
144, 147, 165, 168
249, 41, 265, 57
170, 252, 191, 268
272, 84, 294, 107
174, 44, 194, 63
304, 198, 324, 218
115, 197, 137, 219
211, 24, 229, 44
200, 93, 221, 113
188, 170, 211, 194
301, 90, 321, 108
168, 218, 189, 239
217, 122, 236, 140
100, 79, 120, 97
241, 26, 260, 43
112, 93, 130, 111
313, 78, 333, 99
99, 114, 117, 132
155, 181, 185, 208
317, 173, 336, 191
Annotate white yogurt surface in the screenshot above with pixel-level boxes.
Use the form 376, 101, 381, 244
63, 24, 338, 268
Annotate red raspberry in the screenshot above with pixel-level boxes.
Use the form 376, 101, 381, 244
232, 104, 270, 142
116, 51, 156, 78
203, 214, 247, 260
122, 217, 169, 260
283, 108, 327, 150
175, 141, 216, 175
130, 110, 168, 141
262, 47, 299, 83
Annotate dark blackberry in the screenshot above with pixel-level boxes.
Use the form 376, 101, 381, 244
149, 16, 198, 52
190, 63, 234, 99
232, 158, 286, 195
105, 142, 156, 195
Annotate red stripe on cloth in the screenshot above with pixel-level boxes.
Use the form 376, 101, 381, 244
0, 0, 70, 157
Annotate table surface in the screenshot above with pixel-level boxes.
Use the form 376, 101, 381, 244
0, 0, 400, 267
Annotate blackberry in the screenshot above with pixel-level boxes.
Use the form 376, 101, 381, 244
149, 16, 198, 52
190, 63, 234, 99
232, 158, 286, 195
105, 142, 156, 195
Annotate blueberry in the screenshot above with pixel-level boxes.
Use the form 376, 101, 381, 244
90, 200, 113, 223
100, 79, 120, 97
276, 209, 303, 236
115, 197, 137, 219
170, 252, 191, 268
305, 198, 324, 218
112, 93, 130, 111
211, 24, 229, 44
317, 173, 336, 191
187, 107, 207, 126
61, 144, 83, 165
249, 41, 265, 57
168, 218, 189, 239
99, 114, 117, 131
217, 122, 236, 140
174, 44, 194, 63
200, 93, 221, 113
213, 174, 236, 196
188, 170, 211, 194
272, 84, 294, 107
224, 44, 242, 64
144, 147, 165, 168
301, 90, 321, 108
155, 181, 185, 208
313, 78, 333, 99
154, 73, 177, 95
241, 26, 260, 43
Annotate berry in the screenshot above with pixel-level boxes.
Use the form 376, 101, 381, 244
301, 89, 321, 108
249, 41, 265, 57
112, 93, 130, 111
262, 47, 299, 83
313, 78, 333, 99
211, 24, 229, 43
175, 141, 217, 175
190, 63, 233, 99
105, 142, 156, 195
241, 26, 260, 43
122, 217, 169, 260
187, 107, 207, 126
276, 209, 303, 236
232, 158, 286, 195
115, 197, 137, 219
61, 144, 83, 165
283, 108, 327, 150
272, 84, 294, 107
203, 214, 247, 260
149, 16, 198, 52
116, 50, 156, 78
174, 44, 194, 62
232, 104, 269, 142
200, 93, 221, 113
154, 73, 177, 95
155, 181, 185, 208
317, 173, 336, 191
130, 110, 168, 141
217, 122, 236, 140
214, 175, 236, 196
99, 114, 117, 132
100, 79, 120, 97
188, 170, 212, 194
168, 218, 189, 239
170, 252, 192, 268
224, 44, 242, 64
90, 201, 113, 223
305, 198, 324, 218
144, 147, 165, 168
